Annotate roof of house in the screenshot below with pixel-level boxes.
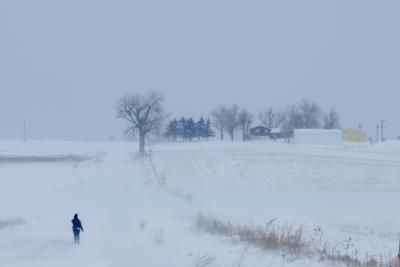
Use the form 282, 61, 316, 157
250, 125, 268, 130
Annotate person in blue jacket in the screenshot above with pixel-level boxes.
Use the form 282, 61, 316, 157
71, 213, 84, 244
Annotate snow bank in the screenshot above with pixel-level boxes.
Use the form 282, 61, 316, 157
1, 140, 400, 266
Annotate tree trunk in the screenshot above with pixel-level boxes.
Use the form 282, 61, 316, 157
220, 130, 224, 140
139, 132, 145, 156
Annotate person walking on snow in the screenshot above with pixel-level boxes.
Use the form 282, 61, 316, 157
71, 213, 84, 244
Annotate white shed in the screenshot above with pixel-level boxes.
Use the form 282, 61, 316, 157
294, 129, 342, 145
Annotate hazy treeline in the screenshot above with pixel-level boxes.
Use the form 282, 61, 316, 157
164, 99, 340, 142
209, 98, 340, 141
116, 91, 340, 154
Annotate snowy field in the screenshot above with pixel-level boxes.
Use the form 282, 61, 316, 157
1, 139, 400, 266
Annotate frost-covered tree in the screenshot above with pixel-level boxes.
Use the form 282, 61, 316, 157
116, 91, 166, 156
285, 105, 302, 130
280, 105, 301, 140
225, 104, 240, 141
297, 98, 322, 129
323, 108, 340, 129
210, 106, 227, 140
238, 109, 254, 141
259, 107, 286, 129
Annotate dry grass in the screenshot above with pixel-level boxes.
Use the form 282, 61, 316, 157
196, 214, 307, 254
194, 254, 216, 267
196, 214, 396, 267
0, 155, 91, 164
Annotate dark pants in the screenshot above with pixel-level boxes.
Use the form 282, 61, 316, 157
73, 228, 81, 243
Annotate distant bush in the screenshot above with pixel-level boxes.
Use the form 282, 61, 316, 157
0, 217, 24, 231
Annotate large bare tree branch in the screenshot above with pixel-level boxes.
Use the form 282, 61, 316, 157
116, 91, 166, 156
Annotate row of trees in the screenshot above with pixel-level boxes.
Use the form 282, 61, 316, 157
210, 105, 255, 141
210, 99, 340, 141
164, 117, 215, 141
116, 91, 341, 156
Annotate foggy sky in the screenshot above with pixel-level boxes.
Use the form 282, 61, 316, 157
0, 0, 399, 141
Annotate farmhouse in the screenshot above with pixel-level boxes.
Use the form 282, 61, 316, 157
249, 126, 270, 138
249, 125, 289, 140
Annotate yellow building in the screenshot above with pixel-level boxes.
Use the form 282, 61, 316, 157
342, 128, 368, 143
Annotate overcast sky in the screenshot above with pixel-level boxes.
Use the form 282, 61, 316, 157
0, 0, 399, 141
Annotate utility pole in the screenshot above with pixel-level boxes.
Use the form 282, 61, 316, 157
397, 236, 400, 267
380, 120, 384, 143
376, 123, 379, 143
23, 120, 26, 142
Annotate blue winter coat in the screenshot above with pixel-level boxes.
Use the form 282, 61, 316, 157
72, 218, 84, 231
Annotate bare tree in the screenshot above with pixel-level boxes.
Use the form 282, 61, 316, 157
285, 105, 303, 130
116, 91, 166, 156
297, 98, 322, 129
323, 108, 340, 129
210, 106, 227, 140
225, 104, 240, 141
280, 105, 302, 141
238, 109, 254, 141
259, 107, 286, 129
281, 100, 322, 141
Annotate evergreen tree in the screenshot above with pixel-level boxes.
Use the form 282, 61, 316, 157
184, 118, 196, 141
177, 117, 186, 140
165, 116, 214, 142
205, 118, 215, 140
165, 119, 179, 141
196, 117, 207, 140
